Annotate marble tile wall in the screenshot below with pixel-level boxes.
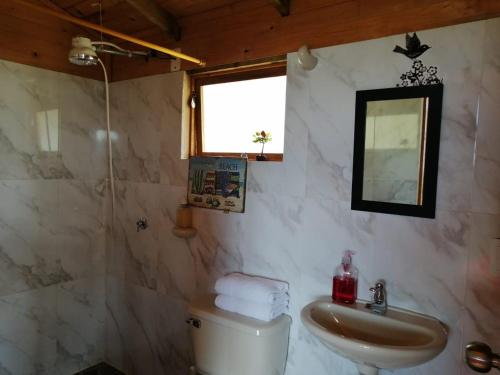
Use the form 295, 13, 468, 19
106, 18, 500, 375
0, 60, 107, 374
106, 72, 192, 375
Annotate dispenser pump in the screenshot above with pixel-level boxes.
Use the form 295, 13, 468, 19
332, 250, 358, 304
342, 250, 353, 272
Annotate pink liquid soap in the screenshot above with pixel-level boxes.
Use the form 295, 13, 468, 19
332, 275, 357, 304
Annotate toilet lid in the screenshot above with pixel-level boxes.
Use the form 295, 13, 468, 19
188, 294, 291, 337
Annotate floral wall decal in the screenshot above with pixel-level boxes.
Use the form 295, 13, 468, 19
394, 33, 443, 86
398, 59, 442, 87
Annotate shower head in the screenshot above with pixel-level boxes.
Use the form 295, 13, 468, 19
69, 37, 98, 66
69, 36, 171, 65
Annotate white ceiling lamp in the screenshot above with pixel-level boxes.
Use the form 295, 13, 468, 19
297, 45, 318, 71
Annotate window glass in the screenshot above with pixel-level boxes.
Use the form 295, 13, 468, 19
200, 75, 286, 154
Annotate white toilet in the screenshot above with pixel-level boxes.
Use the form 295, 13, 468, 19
187, 295, 291, 375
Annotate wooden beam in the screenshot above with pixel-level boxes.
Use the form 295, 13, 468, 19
271, 0, 290, 16
123, 0, 181, 41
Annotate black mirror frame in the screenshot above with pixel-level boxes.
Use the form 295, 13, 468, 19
351, 84, 443, 218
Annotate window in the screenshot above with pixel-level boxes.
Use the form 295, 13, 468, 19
190, 62, 287, 161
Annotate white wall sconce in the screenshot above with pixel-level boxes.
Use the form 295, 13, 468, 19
297, 45, 318, 70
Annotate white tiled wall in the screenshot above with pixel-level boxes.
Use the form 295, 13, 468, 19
103, 18, 500, 375
0, 60, 107, 373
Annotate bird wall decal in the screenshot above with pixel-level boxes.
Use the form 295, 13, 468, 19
393, 33, 430, 59
393, 33, 442, 86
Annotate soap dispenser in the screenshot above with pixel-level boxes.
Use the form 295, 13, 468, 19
332, 250, 358, 304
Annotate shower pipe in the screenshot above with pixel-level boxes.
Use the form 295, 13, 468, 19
11, 0, 206, 66
96, 57, 115, 227
95, 47, 148, 58
92, 41, 150, 59
92, 42, 174, 60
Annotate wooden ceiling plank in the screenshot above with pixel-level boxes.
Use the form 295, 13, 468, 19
38, 0, 80, 13
37, 0, 103, 39
123, 0, 181, 40
155, 0, 240, 18
112, 0, 500, 81
83, 1, 155, 37
70, 0, 121, 18
0, 2, 103, 79
12, 0, 203, 65
53, 0, 86, 7
271, 0, 290, 16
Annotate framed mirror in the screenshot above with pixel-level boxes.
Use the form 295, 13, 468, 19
351, 84, 443, 218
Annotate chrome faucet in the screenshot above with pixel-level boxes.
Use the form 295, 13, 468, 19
465, 342, 500, 373
366, 281, 387, 315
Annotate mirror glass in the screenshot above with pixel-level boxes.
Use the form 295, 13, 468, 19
351, 85, 443, 218
363, 98, 427, 205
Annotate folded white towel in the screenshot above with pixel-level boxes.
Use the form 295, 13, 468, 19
215, 294, 288, 322
268, 293, 290, 306
215, 273, 289, 304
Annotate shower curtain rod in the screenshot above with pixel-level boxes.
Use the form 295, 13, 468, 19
12, 0, 206, 66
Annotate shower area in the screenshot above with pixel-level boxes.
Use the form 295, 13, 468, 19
0, 9, 193, 375
0, 53, 109, 374
0, 45, 191, 375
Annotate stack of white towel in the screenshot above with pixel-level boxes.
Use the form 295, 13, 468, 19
214, 273, 289, 322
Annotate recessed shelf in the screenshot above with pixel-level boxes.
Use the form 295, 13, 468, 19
172, 227, 197, 238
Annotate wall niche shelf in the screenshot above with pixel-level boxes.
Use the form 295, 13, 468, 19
172, 227, 197, 238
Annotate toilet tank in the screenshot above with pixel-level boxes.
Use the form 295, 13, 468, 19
188, 295, 291, 375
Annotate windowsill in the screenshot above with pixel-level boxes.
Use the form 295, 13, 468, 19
197, 152, 283, 162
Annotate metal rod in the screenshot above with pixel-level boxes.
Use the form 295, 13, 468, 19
95, 47, 149, 58
11, 0, 206, 66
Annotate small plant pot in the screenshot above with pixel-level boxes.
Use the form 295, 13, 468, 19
256, 155, 267, 161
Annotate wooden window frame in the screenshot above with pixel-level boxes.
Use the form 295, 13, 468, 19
189, 61, 287, 162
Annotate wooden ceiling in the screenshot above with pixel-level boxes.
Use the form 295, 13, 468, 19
56, 0, 241, 19
2, 0, 500, 81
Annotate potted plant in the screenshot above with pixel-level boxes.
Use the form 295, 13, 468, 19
253, 130, 272, 161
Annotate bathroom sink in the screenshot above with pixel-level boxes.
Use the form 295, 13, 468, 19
301, 299, 447, 375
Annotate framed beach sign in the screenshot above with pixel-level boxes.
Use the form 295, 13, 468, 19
188, 157, 248, 213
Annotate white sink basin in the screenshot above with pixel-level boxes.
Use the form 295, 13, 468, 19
301, 299, 447, 375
